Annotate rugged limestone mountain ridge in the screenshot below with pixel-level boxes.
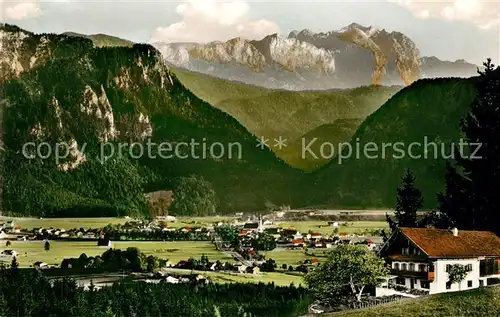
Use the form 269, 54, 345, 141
156, 23, 477, 90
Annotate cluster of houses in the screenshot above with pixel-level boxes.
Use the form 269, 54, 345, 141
150, 272, 213, 285
236, 219, 380, 250
173, 259, 262, 275
0, 219, 213, 242
0, 221, 101, 241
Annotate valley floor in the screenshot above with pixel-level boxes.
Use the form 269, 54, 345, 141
0, 216, 386, 287
6, 241, 233, 268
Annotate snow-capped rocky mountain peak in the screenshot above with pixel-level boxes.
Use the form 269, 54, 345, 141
154, 22, 478, 90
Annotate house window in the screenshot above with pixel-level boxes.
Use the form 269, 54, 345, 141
394, 263, 400, 270
402, 263, 408, 271
409, 263, 415, 271
466, 264, 473, 272
446, 264, 451, 272
480, 280, 484, 287
446, 282, 451, 289
420, 281, 430, 289
419, 264, 428, 272
396, 277, 405, 285
468, 280, 473, 288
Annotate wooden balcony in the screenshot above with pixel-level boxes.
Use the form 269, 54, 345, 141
390, 269, 434, 281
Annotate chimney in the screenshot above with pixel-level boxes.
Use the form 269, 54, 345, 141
452, 228, 458, 236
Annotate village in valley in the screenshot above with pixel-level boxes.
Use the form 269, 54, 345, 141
0, 210, 383, 275
1, 205, 500, 315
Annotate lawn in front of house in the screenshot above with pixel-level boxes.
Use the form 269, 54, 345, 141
323, 285, 500, 317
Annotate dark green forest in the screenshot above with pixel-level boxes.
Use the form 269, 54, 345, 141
0, 267, 310, 317
309, 77, 478, 209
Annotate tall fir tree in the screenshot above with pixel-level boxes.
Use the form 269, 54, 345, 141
437, 59, 500, 234
433, 162, 472, 229
387, 169, 423, 230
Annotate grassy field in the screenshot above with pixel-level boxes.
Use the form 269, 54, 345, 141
195, 271, 304, 286
264, 248, 327, 266
0, 217, 130, 230
0, 216, 237, 230
2, 241, 232, 268
163, 268, 304, 286
276, 221, 388, 235
323, 285, 500, 317
167, 217, 237, 229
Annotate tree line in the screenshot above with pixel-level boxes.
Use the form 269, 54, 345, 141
60, 248, 167, 273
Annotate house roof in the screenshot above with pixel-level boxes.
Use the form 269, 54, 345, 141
400, 227, 500, 258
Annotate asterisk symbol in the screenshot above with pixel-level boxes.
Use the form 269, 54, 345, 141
256, 136, 269, 150
274, 136, 288, 150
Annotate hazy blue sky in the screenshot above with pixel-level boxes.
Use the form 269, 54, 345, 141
1, 0, 499, 64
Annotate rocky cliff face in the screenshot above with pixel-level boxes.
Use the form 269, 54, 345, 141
0, 24, 94, 82
0, 24, 49, 81
291, 23, 421, 86
158, 34, 335, 74
156, 23, 477, 90
335, 24, 420, 86
0, 24, 157, 168
154, 34, 338, 90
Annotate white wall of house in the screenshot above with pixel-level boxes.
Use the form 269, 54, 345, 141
391, 259, 483, 294
430, 259, 479, 294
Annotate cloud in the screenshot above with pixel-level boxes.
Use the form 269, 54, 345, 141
391, 0, 500, 30
151, 0, 280, 43
1, 0, 42, 20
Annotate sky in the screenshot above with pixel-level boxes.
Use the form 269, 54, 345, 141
1, 0, 499, 64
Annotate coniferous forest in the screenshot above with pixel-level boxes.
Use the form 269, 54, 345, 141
0, 267, 310, 317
